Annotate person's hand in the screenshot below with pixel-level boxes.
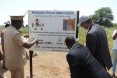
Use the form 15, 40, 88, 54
35, 39, 39, 45
32, 39, 37, 42
107, 67, 111, 71
31, 39, 38, 45
33, 39, 39, 45
75, 38, 79, 42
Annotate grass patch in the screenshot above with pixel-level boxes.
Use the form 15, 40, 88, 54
0, 25, 116, 55
78, 26, 116, 55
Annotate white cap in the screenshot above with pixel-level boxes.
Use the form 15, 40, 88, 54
78, 16, 91, 26
10, 15, 24, 21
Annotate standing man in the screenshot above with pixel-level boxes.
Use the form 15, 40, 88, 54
2, 15, 38, 78
112, 30, 117, 78
65, 36, 112, 78
78, 15, 112, 70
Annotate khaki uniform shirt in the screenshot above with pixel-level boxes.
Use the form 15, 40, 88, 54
3, 26, 27, 70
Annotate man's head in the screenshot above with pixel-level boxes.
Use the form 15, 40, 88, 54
65, 36, 76, 50
78, 16, 92, 29
10, 16, 24, 29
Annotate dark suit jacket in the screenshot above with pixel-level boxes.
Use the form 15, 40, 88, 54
86, 23, 112, 69
67, 43, 112, 78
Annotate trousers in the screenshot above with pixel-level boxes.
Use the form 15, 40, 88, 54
112, 49, 117, 74
10, 67, 24, 78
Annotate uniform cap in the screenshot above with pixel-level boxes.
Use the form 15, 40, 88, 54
10, 15, 24, 21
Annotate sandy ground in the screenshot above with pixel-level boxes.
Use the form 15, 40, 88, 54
2, 51, 113, 78
3, 51, 70, 78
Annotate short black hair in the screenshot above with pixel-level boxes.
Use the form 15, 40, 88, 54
65, 36, 76, 49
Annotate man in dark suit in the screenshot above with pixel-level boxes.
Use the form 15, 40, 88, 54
78, 16, 112, 70
65, 36, 112, 78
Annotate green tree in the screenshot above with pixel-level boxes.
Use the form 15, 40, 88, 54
91, 7, 114, 27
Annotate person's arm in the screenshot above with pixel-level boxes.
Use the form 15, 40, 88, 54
1, 32, 4, 53
86, 34, 96, 56
1, 32, 6, 67
66, 54, 80, 78
22, 39, 38, 49
113, 31, 117, 40
12, 33, 38, 49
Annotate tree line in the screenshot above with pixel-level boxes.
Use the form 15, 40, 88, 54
3, 7, 117, 27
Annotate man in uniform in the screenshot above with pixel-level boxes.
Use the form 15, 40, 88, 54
2, 15, 38, 78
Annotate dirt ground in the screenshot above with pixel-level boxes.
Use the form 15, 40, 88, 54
4, 51, 70, 78
3, 51, 113, 78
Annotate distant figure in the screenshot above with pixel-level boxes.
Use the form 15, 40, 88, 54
112, 30, 117, 78
0, 50, 5, 78
5, 24, 10, 28
65, 36, 112, 78
2, 15, 38, 78
78, 15, 112, 70
0, 34, 6, 78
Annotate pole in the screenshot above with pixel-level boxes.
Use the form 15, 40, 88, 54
76, 11, 79, 38
29, 50, 33, 78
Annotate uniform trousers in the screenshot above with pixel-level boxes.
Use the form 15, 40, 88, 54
10, 67, 24, 78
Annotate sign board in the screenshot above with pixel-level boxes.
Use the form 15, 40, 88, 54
28, 10, 78, 52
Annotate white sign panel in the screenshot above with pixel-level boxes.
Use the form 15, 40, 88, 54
28, 10, 77, 52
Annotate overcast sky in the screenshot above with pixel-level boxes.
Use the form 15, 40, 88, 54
0, 0, 116, 25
